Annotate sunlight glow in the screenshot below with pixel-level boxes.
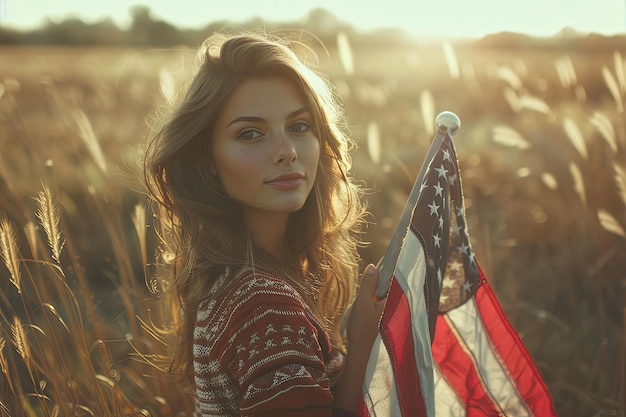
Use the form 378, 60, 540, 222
0, 0, 624, 38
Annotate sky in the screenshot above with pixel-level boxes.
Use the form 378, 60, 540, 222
0, 0, 624, 39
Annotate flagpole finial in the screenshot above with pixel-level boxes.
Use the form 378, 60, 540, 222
435, 111, 461, 135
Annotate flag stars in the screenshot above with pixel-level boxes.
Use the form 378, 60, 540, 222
428, 201, 440, 216
439, 292, 449, 304
435, 164, 448, 180
468, 251, 476, 265
449, 260, 463, 272
457, 243, 470, 255
439, 217, 444, 229
433, 182, 443, 197
443, 149, 452, 162
433, 234, 441, 247
448, 174, 457, 185
442, 277, 456, 289
462, 281, 473, 293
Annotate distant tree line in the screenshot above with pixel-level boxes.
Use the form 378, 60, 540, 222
0, 6, 389, 47
0, 6, 624, 50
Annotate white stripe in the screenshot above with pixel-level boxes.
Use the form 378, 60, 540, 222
393, 232, 435, 417
446, 298, 533, 416
362, 335, 401, 417
363, 232, 435, 417
434, 364, 465, 417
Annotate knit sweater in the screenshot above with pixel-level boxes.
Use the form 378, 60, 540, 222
193, 268, 346, 417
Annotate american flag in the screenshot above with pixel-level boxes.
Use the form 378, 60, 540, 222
357, 113, 557, 417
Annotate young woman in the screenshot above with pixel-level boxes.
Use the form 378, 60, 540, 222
143, 33, 384, 417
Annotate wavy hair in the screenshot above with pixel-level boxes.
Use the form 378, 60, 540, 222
143, 32, 366, 381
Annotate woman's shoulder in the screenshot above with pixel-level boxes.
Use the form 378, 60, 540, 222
197, 267, 309, 321
194, 267, 327, 353
232, 268, 306, 303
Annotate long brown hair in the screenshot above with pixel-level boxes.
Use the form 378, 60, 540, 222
143, 32, 366, 381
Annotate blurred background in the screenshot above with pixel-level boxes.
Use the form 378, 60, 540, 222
0, 1, 625, 416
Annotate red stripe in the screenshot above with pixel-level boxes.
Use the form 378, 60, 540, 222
474, 271, 558, 416
355, 399, 370, 417
378, 277, 428, 417
432, 311, 501, 416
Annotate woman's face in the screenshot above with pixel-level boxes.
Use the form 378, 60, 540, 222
211, 76, 320, 220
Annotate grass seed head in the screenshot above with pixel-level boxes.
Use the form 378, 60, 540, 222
34, 184, 65, 263
0, 217, 22, 293
11, 316, 31, 362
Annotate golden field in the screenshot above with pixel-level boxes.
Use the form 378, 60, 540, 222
0, 28, 625, 416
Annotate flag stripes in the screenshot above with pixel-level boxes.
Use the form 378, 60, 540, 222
434, 365, 466, 416
361, 232, 433, 417
379, 278, 427, 416
471, 276, 556, 415
359, 115, 557, 417
433, 312, 502, 416
359, 335, 400, 417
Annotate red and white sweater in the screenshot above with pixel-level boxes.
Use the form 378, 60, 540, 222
193, 269, 346, 417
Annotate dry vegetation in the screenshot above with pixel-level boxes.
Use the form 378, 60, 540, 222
0, 29, 624, 416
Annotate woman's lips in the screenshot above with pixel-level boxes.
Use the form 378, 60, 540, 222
266, 173, 305, 190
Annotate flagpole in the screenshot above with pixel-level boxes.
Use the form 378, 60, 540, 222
376, 111, 461, 299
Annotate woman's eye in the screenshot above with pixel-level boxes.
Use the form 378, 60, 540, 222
289, 121, 312, 134
237, 128, 263, 141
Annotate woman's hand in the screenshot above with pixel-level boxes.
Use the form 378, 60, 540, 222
334, 263, 386, 412
346, 264, 386, 353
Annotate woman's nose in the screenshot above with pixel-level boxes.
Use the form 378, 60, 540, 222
274, 133, 297, 164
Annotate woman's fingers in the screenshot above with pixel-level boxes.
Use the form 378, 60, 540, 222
360, 264, 386, 316
358, 264, 378, 300
374, 298, 386, 317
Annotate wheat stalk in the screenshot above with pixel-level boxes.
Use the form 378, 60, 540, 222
492, 125, 531, 149
613, 162, 626, 208
598, 209, 626, 237
497, 66, 522, 90
336, 32, 354, 76
0, 336, 8, 376
555, 56, 577, 88
132, 203, 147, 258
614, 51, 626, 94
590, 111, 618, 154
10, 316, 31, 362
442, 41, 460, 79
503, 87, 522, 113
519, 94, 551, 115
0, 217, 22, 293
72, 109, 108, 175
563, 117, 589, 160
420, 90, 435, 137
132, 203, 149, 286
366, 122, 381, 165
541, 172, 559, 190
569, 163, 587, 209
0, 329, 16, 396
602, 66, 624, 112
34, 184, 65, 263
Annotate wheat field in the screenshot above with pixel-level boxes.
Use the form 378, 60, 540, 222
0, 30, 625, 416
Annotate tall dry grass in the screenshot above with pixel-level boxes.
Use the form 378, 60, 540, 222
0, 49, 195, 414
0, 179, 194, 415
0, 32, 624, 416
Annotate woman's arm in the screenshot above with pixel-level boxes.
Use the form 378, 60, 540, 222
218, 273, 338, 416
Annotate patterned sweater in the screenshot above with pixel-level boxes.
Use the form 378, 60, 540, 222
193, 269, 346, 417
